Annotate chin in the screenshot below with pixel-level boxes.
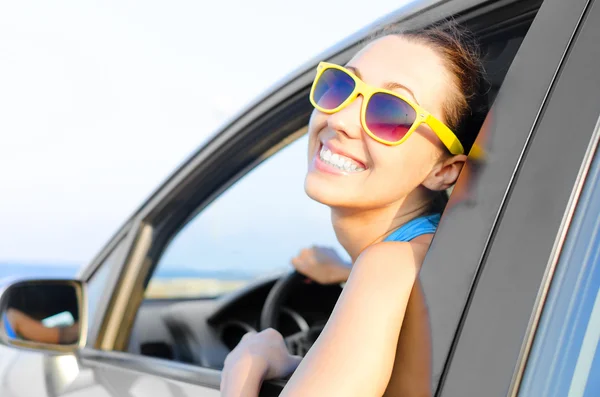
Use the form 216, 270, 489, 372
305, 171, 409, 213
305, 172, 339, 206
304, 172, 360, 209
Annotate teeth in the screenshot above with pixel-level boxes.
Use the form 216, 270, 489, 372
319, 146, 365, 173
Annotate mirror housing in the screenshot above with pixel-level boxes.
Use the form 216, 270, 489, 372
0, 278, 85, 352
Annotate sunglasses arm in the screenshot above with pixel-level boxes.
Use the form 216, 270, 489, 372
426, 114, 465, 155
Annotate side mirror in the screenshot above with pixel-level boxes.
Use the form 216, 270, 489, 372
0, 278, 85, 351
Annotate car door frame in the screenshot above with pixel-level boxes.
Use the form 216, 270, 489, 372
70, 0, 584, 394
438, 0, 600, 395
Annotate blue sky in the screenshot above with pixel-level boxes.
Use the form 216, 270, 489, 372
0, 0, 412, 267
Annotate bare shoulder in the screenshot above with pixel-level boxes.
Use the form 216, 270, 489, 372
354, 237, 433, 277
350, 244, 416, 283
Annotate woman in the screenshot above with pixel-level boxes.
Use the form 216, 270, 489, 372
221, 20, 488, 396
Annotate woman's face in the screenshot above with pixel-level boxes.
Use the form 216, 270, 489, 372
305, 35, 461, 211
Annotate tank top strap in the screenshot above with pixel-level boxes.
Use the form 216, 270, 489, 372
383, 213, 441, 242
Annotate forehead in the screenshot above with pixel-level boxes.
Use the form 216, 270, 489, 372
347, 35, 449, 112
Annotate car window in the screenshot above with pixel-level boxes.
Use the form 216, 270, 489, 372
145, 134, 347, 299
518, 147, 600, 396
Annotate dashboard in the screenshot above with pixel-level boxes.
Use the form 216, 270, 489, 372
127, 273, 342, 368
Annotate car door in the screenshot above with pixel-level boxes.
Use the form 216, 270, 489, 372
439, 0, 600, 395
0, 226, 132, 397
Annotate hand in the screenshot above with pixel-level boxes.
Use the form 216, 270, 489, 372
291, 245, 351, 284
58, 322, 80, 344
221, 329, 302, 396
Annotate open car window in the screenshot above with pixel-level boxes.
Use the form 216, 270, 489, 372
111, 3, 551, 394
145, 134, 347, 300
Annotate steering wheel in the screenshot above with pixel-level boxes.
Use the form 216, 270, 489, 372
259, 271, 326, 356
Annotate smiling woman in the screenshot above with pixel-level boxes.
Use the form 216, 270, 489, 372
220, 19, 489, 397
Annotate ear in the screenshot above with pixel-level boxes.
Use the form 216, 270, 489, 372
422, 154, 467, 191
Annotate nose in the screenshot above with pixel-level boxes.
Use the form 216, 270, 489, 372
326, 95, 364, 141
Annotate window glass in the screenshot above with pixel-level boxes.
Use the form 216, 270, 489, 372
145, 135, 346, 299
85, 236, 127, 344
519, 147, 600, 396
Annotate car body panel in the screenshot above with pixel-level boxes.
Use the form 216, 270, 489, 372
441, 0, 600, 394
0, 345, 220, 397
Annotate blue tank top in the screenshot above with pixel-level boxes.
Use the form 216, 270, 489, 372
383, 213, 441, 242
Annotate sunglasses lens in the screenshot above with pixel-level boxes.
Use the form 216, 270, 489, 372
366, 92, 416, 142
313, 68, 356, 110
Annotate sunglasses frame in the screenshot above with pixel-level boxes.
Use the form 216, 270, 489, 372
309, 62, 465, 155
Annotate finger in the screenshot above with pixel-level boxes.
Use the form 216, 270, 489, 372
302, 251, 316, 263
292, 258, 310, 272
220, 370, 226, 392
261, 327, 283, 341
241, 331, 256, 341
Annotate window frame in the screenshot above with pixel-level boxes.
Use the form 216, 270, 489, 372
517, 118, 600, 396
78, 221, 133, 348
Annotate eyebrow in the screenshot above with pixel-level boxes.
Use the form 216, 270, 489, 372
346, 65, 420, 105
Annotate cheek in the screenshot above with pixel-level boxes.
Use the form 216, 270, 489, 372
308, 109, 326, 137
368, 138, 436, 184
368, 141, 411, 174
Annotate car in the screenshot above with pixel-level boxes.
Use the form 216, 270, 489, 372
1, 0, 599, 395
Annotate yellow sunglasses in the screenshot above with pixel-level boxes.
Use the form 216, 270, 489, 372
309, 62, 464, 155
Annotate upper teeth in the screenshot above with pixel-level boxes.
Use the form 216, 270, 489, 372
319, 146, 365, 173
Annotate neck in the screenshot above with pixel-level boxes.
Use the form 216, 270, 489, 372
331, 192, 433, 262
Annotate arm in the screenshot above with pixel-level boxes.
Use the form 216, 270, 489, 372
281, 241, 429, 397
6, 309, 61, 344
6, 309, 79, 344
383, 279, 432, 397
220, 354, 268, 397
221, 330, 303, 397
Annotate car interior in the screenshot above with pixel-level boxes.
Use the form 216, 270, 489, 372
125, 0, 543, 371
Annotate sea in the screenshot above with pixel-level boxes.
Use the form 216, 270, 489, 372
0, 263, 257, 281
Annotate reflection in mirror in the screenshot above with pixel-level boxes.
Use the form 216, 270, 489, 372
1, 282, 81, 346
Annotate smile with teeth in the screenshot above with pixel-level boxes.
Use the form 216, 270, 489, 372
319, 146, 366, 173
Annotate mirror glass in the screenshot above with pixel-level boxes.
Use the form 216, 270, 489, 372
1, 282, 81, 346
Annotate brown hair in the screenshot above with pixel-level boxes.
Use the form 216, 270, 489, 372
366, 19, 490, 153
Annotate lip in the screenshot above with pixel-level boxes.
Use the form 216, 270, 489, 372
319, 141, 367, 169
